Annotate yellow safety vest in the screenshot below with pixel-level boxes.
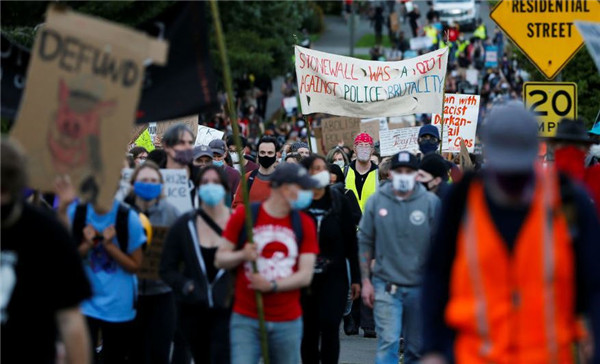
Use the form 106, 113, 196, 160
473, 24, 486, 40
424, 26, 438, 44
345, 167, 378, 212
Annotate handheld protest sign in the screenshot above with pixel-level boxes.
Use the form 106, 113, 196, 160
432, 94, 481, 153
10, 5, 168, 211
379, 127, 421, 157
295, 46, 448, 117
138, 226, 169, 281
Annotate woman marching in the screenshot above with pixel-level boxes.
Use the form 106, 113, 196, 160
160, 165, 233, 364
299, 154, 361, 364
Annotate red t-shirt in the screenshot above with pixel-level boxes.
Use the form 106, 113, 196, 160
223, 204, 319, 321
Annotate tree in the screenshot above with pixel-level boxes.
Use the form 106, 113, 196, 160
512, 41, 600, 129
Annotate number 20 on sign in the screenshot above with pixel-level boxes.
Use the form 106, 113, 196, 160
523, 82, 577, 137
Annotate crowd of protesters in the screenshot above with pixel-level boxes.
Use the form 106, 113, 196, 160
3, 2, 600, 364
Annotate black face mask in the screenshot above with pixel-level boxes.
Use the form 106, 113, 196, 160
173, 149, 194, 165
493, 171, 534, 197
258, 155, 277, 169
419, 139, 439, 154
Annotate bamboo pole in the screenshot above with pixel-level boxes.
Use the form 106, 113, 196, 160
208, 2, 270, 363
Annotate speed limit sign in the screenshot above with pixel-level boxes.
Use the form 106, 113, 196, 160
523, 82, 577, 137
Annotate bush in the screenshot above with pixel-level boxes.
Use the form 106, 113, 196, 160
301, 2, 325, 34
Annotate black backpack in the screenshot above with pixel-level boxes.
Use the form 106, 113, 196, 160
237, 202, 304, 249
72, 203, 131, 252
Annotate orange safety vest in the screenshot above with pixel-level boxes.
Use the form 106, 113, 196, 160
445, 167, 577, 364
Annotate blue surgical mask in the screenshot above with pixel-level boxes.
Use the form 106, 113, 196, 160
290, 189, 313, 210
198, 183, 225, 207
213, 160, 224, 167
133, 182, 162, 201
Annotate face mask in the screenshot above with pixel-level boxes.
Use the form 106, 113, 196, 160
589, 144, 600, 158
230, 152, 240, 163
173, 149, 194, 165
333, 160, 345, 169
259, 155, 277, 169
356, 147, 371, 162
133, 182, 163, 201
213, 160, 224, 167
290, 189, 314, 210
313, 170, 330, 189
492, 171, 534, 197
554, 146, 586, 182
392, 172, 416, 193
198, 183, 226, 207
420, 179, 435, 191
419, 140, 439, 154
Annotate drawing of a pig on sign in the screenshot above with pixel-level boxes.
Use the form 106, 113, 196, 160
47, 77, 116, 201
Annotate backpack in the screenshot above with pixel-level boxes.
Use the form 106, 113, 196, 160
72, 203, 131, 252
237, 202, 304, 249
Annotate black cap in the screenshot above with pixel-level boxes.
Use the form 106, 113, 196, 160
552, 118, 593, 144
270, 163, 318, 189
390, 151, 419, 170
419, 153, 449, 178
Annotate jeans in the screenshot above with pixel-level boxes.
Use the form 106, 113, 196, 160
230, 313, 303, 364
131, 292, 176, 364
86, 316, 134, 364
373, 277, 422, 364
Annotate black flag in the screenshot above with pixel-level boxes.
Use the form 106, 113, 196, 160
1, 33, 30, 120
136, 1, 219, 123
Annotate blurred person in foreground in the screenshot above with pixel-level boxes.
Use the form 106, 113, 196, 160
1, 137, 91, 364
421, 102, 600, 364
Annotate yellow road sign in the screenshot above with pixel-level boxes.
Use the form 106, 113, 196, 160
523, 82, 577, 137
490, 0, 600, 80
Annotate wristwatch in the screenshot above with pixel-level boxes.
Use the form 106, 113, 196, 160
270, 280, 278, 293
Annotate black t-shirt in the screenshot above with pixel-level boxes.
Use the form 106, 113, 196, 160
1, 203, 91, 364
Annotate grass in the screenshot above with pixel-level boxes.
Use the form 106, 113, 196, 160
355, 34, 392, 48
347, 54, 371, 60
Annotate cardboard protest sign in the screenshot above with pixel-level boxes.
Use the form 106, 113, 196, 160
116, 168, 192, 215
10, 5, 168, 211
321, 116, 361, 150
130, 124, 148, 145
432, 94, 480, 153
312, 126, 326, 155
195, 125, 224, 147
360, 118, 382, 143
154, 115, 199, 147
295, 46, 448, 118
138, 226, 169, 280
379, 127, 421, 157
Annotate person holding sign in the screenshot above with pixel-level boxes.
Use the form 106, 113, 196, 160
123, 161, 179, 364
160, 165, 233, 364
161, 124, 200, 209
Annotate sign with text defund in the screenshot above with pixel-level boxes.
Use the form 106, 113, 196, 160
295, 46, 448, 118
490, 0, 600, 80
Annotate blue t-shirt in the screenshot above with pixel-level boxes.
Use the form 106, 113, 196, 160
67, 200, 146, 322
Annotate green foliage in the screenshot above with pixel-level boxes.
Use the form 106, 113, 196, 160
355, 34, 393, 48
302, 2, 325, 34
511, 41, 600, 128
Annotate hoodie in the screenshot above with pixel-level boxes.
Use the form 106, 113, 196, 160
358, 182, 440, 286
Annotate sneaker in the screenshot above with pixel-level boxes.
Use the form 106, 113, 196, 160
363, 328, 377, 338
343, 316, 359, 335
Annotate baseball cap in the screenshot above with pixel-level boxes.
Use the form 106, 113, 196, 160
209, 139, 227, 156
291, 141, 309, 152
418, 124, 440, 139
270, 163, 319, 189
390, 151, 419, 170
481, 101, 538, 172
193, 145, 213, 160
419, 153, 449, 179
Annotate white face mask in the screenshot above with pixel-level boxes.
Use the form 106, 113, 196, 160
392, 172, 417, 193
230, 152, 240, 163
312, 170, 330, 188
333, 160, 345, 169
590, 144, 600, 158
356, 147, 371, 162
